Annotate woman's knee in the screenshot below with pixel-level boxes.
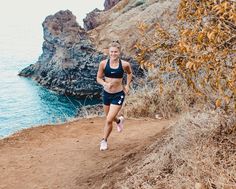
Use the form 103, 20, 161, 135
106, 117, 113, 125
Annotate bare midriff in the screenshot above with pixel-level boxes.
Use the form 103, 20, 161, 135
104, 77, 123, 93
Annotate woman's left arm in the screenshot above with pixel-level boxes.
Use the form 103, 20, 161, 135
124, 62, 133, 94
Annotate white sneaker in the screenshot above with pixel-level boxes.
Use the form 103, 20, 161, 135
100, 139, 108, 151
116, 116, 124, 132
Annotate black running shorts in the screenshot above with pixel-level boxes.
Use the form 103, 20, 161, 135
103, 90, 125, 106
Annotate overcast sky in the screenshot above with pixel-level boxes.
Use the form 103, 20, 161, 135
0, 0, 104, 26
0, 0, 104, 60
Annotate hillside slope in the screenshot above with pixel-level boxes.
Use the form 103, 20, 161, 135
88, 0, 180, 56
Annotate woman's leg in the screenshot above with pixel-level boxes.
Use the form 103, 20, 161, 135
103, 104, 122, 140
104, 105, 119, 122
103, 105, 110, 116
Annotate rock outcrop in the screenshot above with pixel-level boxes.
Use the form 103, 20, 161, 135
83, 8, 102, 31
19, 0, 179, 99
104, 0, 122, 10
83, 0, 122, 31
19, 10, 141, 98
19, 10, 105, 98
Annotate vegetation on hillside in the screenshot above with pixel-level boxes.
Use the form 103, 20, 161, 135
119, 110, 236, 189
121, 1, 236, 188
127, 0, 235, 118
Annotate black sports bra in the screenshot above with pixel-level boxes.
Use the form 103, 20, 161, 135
104, 59, 124, 78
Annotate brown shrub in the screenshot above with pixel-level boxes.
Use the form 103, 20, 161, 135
124, 81, 190, 118
119, 110, 236, 189
133, 0, 236, 113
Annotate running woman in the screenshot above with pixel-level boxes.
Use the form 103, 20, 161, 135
96, 40, 132, 151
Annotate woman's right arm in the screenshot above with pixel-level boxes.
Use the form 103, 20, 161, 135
96, 61, 106, 87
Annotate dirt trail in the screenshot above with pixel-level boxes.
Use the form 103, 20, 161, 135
0, 117, 173, 189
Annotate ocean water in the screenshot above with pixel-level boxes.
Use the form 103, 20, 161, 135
0, 56, 101, 138
0, 2, 105, 139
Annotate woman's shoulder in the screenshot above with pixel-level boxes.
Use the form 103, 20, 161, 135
100, 59, 108, 65
120, 59, 130, 66
100, 59, 110, 70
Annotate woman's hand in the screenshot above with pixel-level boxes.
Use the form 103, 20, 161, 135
124, 85, 130, 94
103, 82, 113, 89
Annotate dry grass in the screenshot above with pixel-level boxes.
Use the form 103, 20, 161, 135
134, 0, 236, 113
117, 110, 236, 189
123, 75, 201, 119
86, 0, 235, 188
77, 104, 104, 118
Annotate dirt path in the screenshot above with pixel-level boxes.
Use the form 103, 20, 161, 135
0, 117, 172, 189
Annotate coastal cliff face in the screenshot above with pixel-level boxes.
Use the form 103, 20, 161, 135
19, 10, 105, 98
19, 9, 141, 98
19, 0, 178, 98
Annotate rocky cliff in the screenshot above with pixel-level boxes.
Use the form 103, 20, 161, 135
83, 8, 102, 31
19, 0, 179, 98
83, 0, 121, 31
87, 0, 180, 55
19, 10, 106, 98
19, 9, 141, 98
104, 0, 122, 10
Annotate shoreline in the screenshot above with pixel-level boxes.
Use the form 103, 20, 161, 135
0, 114, 99, 140
0, 103, 104, 140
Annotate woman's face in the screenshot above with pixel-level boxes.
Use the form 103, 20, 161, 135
109, 46, 120, 60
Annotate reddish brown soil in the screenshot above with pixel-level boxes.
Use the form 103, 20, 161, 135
0, 117, 171, 189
